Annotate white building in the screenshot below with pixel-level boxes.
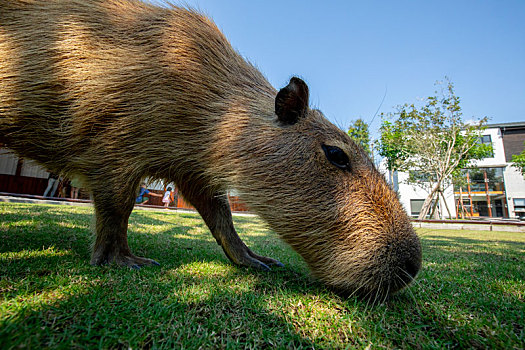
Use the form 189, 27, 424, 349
386, 122, 525, 220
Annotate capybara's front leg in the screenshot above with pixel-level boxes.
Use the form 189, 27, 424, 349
180, 186, 283, 270
90, 189, 159, 269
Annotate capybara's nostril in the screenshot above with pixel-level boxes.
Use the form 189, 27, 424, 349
404, 257, 420, 279
394, 245, 422, 290
385, 256, 421, 294
387, 233, 422, 291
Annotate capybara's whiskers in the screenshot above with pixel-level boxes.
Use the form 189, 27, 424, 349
394, 270, 423, 311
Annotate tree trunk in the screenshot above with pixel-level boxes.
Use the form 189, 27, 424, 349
429, 196, 439, 219
459, 187, 464, 219
418, 182, 442, 220
418, 193, 434, 220
440, 190, 452, 219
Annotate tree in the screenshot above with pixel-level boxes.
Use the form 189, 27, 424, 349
378, 78, 492, 220
347, 118, 372, 156
511, 141, 525, 176
377, 114, 413, 184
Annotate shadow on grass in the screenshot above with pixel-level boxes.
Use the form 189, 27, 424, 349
0, 203, 330, 347
0, 203, 288, 282
0, 267, 329, 348
2, 203, 524, 348
422, 233, 525, 249
405, 233, 525, 348
0, 202, 384, 348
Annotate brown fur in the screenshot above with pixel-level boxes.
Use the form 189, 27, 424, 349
0, 0, 421, 297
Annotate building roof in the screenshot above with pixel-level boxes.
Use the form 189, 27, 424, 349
486, 121, 525, 129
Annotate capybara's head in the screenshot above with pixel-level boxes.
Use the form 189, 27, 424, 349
227, 77, 422, 299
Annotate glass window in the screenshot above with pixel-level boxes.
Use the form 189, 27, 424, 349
410, 199, 438, 218
514, 198, 525, 208
410, 199, 424, 217
480, 135, 492, 144
485, 168, 504, 192
468, 168, 486, 192
460, 167, 505, 192
478, 135, 494, 157
514, 198, 525, 219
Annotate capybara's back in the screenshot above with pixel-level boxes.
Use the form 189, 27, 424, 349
0, 0, 272, 175
0, 0, 421, 299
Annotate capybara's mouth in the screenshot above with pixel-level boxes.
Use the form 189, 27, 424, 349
315, 231, 422, 301
331, 266, 420, 302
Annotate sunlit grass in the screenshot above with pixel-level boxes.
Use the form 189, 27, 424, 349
0, 202, 523, 349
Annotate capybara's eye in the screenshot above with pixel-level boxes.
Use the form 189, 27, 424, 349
322, 145, 350, 170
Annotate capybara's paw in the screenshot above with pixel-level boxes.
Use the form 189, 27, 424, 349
248, 251, 284, 268
115, 255, 160, 270
225, 246, 284, 271
91, 252, 160, 269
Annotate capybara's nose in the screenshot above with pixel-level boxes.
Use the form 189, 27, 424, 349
387, 255, 421, 294
404, 256, 421, 280
396, 239, 422, 287
381, 230, 422, 292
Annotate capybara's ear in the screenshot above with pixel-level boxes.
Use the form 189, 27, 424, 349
275, 77, 309, 125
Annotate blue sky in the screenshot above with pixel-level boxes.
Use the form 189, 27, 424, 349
151, 0, 525, 137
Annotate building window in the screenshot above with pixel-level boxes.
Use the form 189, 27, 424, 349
458, 167, 504, 192
408, 171, 435, 183
410, 199, 439, 218
514, 198, 525, 219
454, 167, 506, 218
410, 199, 425, 217
480, 135, 491, 144
479, 135, 494, 157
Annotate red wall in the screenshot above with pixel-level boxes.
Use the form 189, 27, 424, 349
0, 174, 47, 195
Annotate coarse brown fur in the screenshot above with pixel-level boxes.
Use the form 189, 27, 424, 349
0, 0, 421, 298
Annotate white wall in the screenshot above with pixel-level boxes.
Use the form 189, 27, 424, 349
475, 128, 507, 168
396, 171, 456, 218
503, 165, 525, 217
20, 159, 49, 179
0, 149, 18, 175
379, 164, 457, 218
472, 128, 525, 218
0, 148, 49, 179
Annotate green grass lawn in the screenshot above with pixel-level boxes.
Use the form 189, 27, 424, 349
0, 202, 523, 349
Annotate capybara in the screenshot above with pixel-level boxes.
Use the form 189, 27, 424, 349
0, 0, 421, 298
